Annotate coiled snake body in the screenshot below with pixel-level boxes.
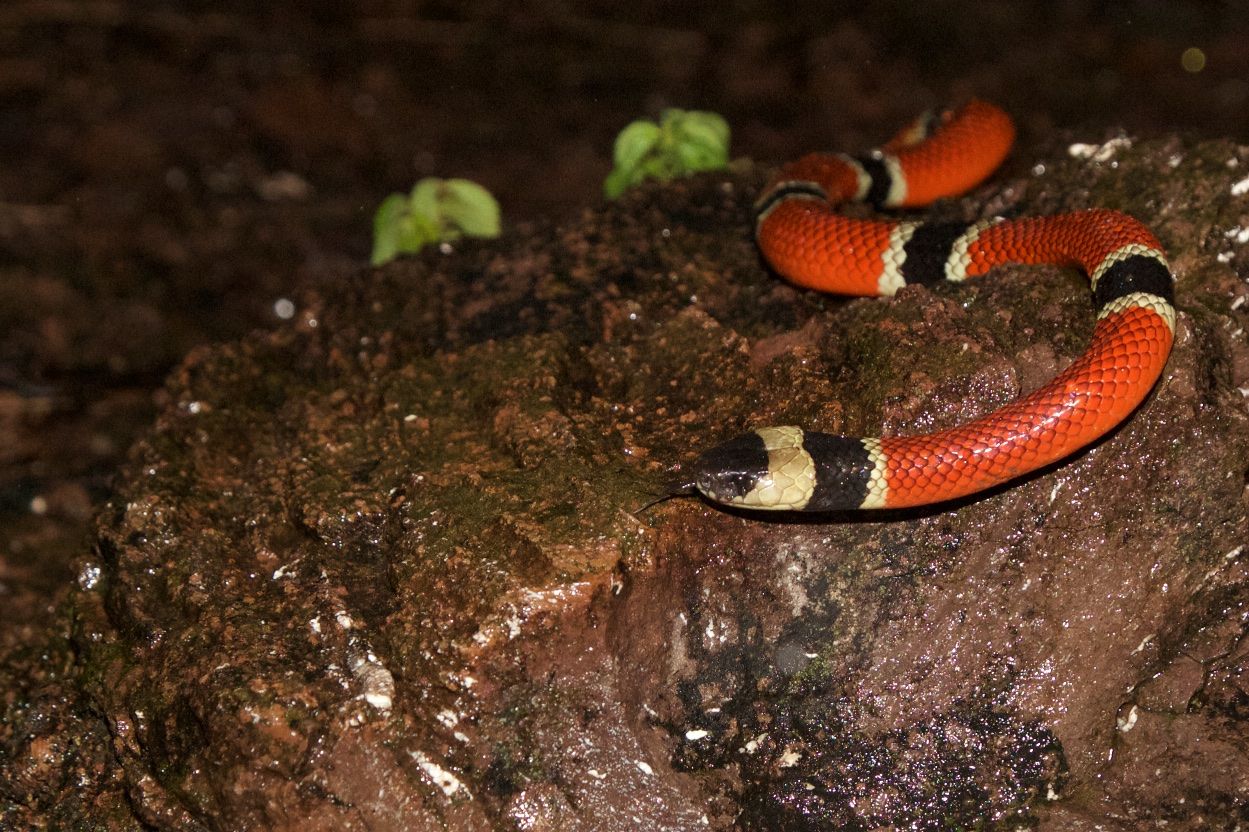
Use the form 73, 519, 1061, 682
689, 101, 1175, 511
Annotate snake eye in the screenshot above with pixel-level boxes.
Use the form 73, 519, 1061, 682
696, 467, 761, 504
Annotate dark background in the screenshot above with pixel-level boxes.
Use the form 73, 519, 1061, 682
2, 0, 1247, 680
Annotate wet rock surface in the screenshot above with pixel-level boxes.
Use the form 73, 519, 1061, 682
6, 133, 1237, 830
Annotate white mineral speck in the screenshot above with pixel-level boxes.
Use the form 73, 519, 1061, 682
77, 563, 102, 590
364, 689, 392, 710
1067, 137, 1131, 162
410, 750, 468, 797
352, 654, 395, 713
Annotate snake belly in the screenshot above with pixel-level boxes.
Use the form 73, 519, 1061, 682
691, 100, 1176, 511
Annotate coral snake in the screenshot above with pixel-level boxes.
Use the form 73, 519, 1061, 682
686, 100, 1176, 511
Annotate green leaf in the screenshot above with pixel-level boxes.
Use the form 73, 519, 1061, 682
674, 111, 729, 152
371, 193, 410, 266
397, 208, 440, 252
604, 108, 731, 198
671, 111, 730, 171
675, 137, 725, 171
409, 179, 442, 221
613, 120, 663, 170
603, 166, 632, 200
371, 178, 501, 266
438, 179, 501, 238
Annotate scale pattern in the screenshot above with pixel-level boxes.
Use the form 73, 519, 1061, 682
691, 100, 1175, 511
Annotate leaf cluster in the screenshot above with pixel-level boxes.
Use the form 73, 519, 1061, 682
604, 109, 730, 199
371, 178, 501, 266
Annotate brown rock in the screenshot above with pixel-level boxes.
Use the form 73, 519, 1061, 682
29, 134, 1249, 828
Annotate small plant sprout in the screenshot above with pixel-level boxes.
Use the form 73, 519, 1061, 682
371, 177, 501, 266
604, 109, 730, 199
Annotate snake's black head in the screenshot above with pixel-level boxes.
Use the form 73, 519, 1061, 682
690, 426, 822, 511
690, 432, 772, 506
631, 438, 767, 515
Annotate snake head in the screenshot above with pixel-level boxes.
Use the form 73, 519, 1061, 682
690, 434, 769, 506
691, 426, 827, 511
